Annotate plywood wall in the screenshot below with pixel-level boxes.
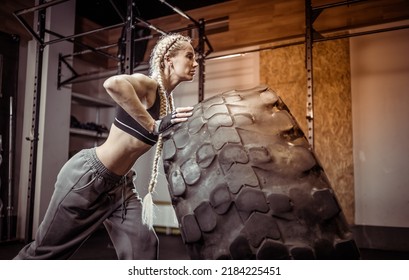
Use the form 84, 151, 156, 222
260, 38, 355, 224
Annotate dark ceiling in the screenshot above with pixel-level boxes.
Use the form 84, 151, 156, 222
76, 0, 231, 27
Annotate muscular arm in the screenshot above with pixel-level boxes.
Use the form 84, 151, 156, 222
103, 73, 157, 132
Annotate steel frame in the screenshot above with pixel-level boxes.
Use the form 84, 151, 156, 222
304, 0, 369, 148
14, 0, 47, 243
13, 0, 212, 242
304, 0, 409, 148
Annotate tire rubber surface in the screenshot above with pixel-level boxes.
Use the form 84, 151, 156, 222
162, 85, 360, 260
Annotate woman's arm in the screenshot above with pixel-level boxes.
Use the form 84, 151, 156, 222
103, 73, 157, 132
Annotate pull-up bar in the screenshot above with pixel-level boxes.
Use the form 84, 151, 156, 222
158, 0, 200, 26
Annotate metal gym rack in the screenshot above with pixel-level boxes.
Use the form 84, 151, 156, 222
13, 0, 213, 242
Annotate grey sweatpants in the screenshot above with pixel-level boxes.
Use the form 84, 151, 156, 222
14, 148, 158, 260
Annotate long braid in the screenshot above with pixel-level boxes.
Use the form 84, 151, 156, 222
146, 75, 168, 194
141, 33, 190, 228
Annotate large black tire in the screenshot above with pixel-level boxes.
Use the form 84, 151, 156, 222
161, 85, 360, 260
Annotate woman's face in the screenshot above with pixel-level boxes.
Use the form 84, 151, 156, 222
168, 42, 198, 82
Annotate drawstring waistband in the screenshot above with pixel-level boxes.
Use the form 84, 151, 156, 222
86, 148, 123, 184
85, 148, 136, 222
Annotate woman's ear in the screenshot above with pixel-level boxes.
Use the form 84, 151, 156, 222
164, 55, 173, 68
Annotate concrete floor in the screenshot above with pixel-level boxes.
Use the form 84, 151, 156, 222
1, 228, 409, 260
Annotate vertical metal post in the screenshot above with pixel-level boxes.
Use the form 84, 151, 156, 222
124, 0, 136, 74
197, 19, 206, 102
0, 133, 3, 240
305, 0, 314, 148
8, 96, 14, 240
25, 1, 46, 243
0, 54, 3, 241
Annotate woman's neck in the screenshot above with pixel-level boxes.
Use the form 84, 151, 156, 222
161, 70, 181, 94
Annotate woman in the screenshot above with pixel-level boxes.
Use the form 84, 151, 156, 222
14, 33, 198, 260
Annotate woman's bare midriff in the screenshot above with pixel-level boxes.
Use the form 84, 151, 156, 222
95, 124, 153, 176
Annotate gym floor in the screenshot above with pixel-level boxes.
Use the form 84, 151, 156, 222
1, 228, 409, 260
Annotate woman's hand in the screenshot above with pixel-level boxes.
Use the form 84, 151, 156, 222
153, 106, 194, 135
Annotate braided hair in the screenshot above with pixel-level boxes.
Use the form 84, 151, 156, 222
142, 33, 192, 228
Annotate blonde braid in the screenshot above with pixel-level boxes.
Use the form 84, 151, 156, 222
142, 33, 190, 229
146, 76, 168, 195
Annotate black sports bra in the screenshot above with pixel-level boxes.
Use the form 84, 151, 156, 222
113, 89, 160, 146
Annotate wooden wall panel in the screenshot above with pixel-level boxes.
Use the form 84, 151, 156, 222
74, 17, 114, 68
113, 0, 409, 56
313, 39, 354, 225
2, 0, 409, 64
312, 0, 409, 32
260, 38, 355, 224
0, 0, 34, 41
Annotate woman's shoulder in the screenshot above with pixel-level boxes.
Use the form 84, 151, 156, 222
128, 74, 158, 103
130, 73, 158, 92
131, 73, 156, 85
